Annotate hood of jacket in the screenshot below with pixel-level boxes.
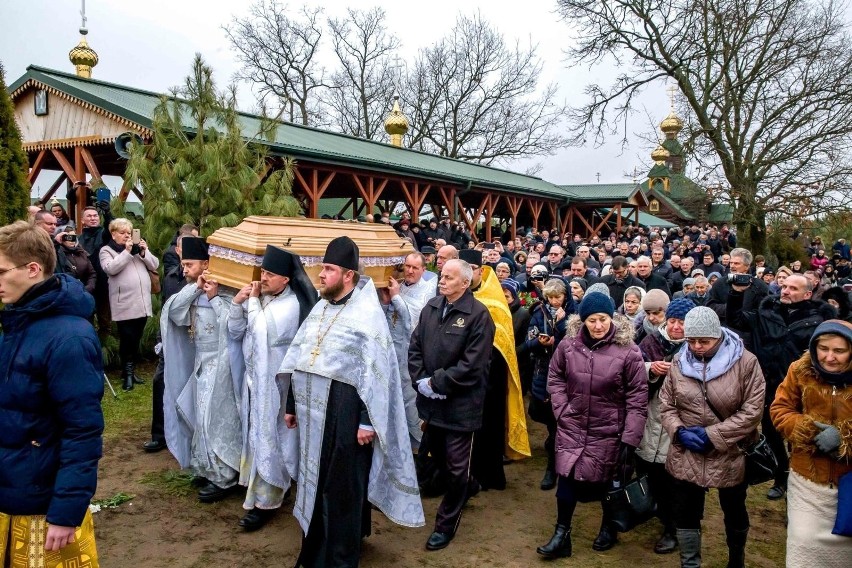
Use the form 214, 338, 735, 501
565, 311, 635, 348
1, 274, 94, 333
678, 327, 744, 382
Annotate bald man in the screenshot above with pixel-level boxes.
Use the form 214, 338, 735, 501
432, 245, 459, 296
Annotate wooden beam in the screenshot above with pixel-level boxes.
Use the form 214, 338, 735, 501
50, 149, 79, 184
595, 206, 618, 235
118, 177, 134, 202
546, 202, 558, 231
72, 147, 87, 222
528, 199, 544, 230
79, 147, 102, 180
27, 150, 49, 184
39, 173, 67, 204
574, 208, 595, 235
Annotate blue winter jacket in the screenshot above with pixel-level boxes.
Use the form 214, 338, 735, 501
0, 274, 104, 526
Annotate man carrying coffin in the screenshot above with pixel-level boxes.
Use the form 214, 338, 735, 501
281, 236, 424, 567
161, 237, 243, 503
228, 245, 317, 531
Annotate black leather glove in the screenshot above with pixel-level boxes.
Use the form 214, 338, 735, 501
617, 442, 636, 482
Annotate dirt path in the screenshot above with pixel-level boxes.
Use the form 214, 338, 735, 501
93, 377, 786, 567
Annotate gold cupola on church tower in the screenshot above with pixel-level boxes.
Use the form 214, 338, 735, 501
384, 96, 409, 147
69, 1, 98, 78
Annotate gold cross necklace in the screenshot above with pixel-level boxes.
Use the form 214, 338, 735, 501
310, 300, 349, 366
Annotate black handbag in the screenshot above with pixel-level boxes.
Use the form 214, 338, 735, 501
604, 476, 657, 532
700, 382, 779, 486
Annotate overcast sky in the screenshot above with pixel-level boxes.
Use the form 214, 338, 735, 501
2, 0, 672, 191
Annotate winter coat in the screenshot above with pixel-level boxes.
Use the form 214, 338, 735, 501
810, 254, 829, 272
58, 245, 96, 294
636, 272, 671, 297
409, 289, 496, 431
770, 352, 852, 486
526, 301, 569, 402
0, 275, 104, 526
599, 274, 646, 308
659, 329, 765, 488
547, 314, 648, 482
686, 291, 711, 307
637, 327, 685, 463
709, 276, 770, 349
651, 262, 673, 286
509, 297, 533, 391
727, 294, 836, 394
670, 269, 692, 295
100, 242, 159, 322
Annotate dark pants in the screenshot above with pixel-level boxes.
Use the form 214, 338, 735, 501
94, 278, 111, 336
762, 397, 789, 488
472, 354, 507, 490
635, 457, 675, 530
672, 478, 749, 532
555, 474, 608, 526
427, 425, 477, 535
151, 354, 166, 443
115, 316, 147, 367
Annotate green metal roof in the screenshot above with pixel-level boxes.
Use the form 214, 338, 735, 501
557, 183, 642, 202
708, 203, 734, 223
599, 207, 679, 228
11, 66, 573, 201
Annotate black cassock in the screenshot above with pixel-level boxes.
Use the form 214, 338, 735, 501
471, 351, 508, 491
291, 381, 373, 568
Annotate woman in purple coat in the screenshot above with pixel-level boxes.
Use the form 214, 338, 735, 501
536, 292, 648, 559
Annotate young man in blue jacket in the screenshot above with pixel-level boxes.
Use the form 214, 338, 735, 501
0, 221, 104, 565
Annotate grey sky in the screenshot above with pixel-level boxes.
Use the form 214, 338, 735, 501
2, 0, 670, 190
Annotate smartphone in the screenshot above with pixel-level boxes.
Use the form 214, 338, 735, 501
131, 229, 141, 244
482, 242, 495, 250
97, 188, 111, 203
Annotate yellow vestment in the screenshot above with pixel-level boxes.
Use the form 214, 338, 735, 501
0, 509, 98, 568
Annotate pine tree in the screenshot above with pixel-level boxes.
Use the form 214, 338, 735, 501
0, 63, 32, 224
125, 54, 299, 253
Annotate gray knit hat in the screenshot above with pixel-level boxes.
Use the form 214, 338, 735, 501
586, 282, 611, 297
683, 306, 722, 339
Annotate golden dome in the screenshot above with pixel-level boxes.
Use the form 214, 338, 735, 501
69, 35, 98, 78
660, 111, 683, 134
651, 143, 670, 164
384, 96, 409, 146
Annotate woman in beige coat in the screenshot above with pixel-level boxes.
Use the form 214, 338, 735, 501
99, 218, 159, 390
659, 307, 765, 568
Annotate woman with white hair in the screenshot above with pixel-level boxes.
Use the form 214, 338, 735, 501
100, 218, 159, 390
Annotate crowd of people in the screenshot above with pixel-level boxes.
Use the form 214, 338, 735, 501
2, 203, 851, 567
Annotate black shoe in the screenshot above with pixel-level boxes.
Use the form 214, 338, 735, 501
238, 507, 275, 532
654, 530, 678, 554
465, 480, 481, 503
121, 364, 134, 391
191, 476, 209, 488
142, 439, 166, 453
766, 485, 786, 500
198, 482, 238, 503
425, 531, 453, 551
536, 524, 572, 558
132, 374, 145, 385
540, 469, 557, 491
592, 521, 618, 551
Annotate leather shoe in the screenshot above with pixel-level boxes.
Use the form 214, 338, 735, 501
197, 482, 238, 503
191, 476, 209, 488
654, 530, 678, 554
425, 531, 453, 551
540, 468, 557, 491
592, 521, 618, 551
238, 507, 274, 531
766, 485, 786, 500
132, 374, 145, 385
142, 439, 166, 453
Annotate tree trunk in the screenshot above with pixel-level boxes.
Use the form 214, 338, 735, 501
733, 200, 767, 256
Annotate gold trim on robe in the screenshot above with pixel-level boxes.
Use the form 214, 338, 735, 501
473, 266, 531, 460
0, 509, 98, 568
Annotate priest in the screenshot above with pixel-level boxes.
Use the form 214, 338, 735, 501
459, 248, 531, 490
161, 237, 243, 503
281, 236, 424, 567
227, 245, 317, 531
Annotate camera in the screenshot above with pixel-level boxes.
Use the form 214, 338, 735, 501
61, 234, 77, 243
727, 273, 752, 286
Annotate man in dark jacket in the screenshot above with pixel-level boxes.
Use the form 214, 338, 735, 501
726, 273, 836, 500
599, 255, 646, 308
707, 248, 769, 339
635, 256, 671, 297
0, 221, 104, 558
78, 204, 113, 335
409, 258, 495, 551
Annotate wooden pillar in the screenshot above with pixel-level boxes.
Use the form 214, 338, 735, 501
293, 167, 336, 218
27, 149, 49, 185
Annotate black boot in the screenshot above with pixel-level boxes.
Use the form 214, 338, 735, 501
654, 525, 678, 554
725, 527, 748, 568
122, 363, 134, 391
592, 517, 618, 551
540, 468, 557, 491
536, 524, 572, 558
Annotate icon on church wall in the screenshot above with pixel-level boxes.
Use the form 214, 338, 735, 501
34, 89, 49, 116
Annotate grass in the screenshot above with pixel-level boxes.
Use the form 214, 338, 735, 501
100, 360, 156, 441
91, 492, 135, 509
139, 470, 196, 498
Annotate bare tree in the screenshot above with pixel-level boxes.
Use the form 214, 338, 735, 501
557, 0, 852, 253
400, 13, 568, 165
224, 1, 327, 126
325, 7, 401, 139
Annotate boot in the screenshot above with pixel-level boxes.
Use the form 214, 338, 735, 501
676, 528, 702, 568
536, 524, 572, 558
540, 468, 557, 491
122, 363, 134, 391
592, 517, 618, 551
725, 527, 748, 568
654, 523, 678, 554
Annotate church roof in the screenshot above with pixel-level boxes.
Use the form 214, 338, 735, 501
556, 183, 645, 203
9, 65, 574, 201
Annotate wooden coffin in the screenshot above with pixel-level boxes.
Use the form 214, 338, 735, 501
206, 216, 415, 289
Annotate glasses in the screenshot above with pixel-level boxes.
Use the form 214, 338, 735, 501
0, 263, 29, 276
